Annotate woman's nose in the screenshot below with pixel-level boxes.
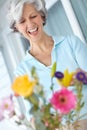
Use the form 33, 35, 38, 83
26, 19, 33, 27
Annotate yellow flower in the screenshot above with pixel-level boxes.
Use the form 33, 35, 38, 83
12, 75, 36, 97
57, 69, 74, 87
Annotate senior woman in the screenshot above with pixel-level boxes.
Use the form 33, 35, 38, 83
7, 0, 87, 129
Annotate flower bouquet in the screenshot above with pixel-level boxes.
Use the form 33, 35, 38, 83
0, 62, 87, 130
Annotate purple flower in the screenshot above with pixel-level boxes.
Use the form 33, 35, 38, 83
55, 71, 64, 79
83, 77, 87, 85
76, 72, 86, 82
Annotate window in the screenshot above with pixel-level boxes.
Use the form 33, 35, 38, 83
70, 0, 87, 42
0, 49, 25, 130
44, 1, 73, 36
0, 49, 12, 98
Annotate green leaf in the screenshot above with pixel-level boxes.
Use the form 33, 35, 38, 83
31, 66, 36, 76
31, 110, 46, 130
51, 62, 56, 77
31, 66, 39, 81
27, 93, 39, 107
80, 102, 85, 108
35, 121, 46, 130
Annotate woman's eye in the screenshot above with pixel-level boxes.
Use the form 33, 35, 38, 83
19, 20, 25, 24
31, 15, 37, 19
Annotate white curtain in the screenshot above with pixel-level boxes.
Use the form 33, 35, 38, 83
70, 0, 87, 42
44, 0, 87, 43
44, 1, 73, 36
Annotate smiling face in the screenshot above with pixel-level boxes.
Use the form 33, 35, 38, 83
15, 3, 44, 43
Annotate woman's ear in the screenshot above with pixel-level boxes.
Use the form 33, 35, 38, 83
41, 16, 45, 25
10, 22, 19, 32
14, 24, 19, 32
14, 27, 19, 32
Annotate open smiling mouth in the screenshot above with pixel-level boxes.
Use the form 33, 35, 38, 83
27, 27, 38, 34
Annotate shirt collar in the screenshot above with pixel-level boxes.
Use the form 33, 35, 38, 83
52, 35, 65, 47
25, 36, 65, 60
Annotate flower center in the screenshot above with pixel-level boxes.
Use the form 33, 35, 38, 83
79, 75, 84, 79
4, 104, 9, 109
59, 96, 67, 104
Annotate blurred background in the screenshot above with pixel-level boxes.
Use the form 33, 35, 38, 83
0, 0, 87, 129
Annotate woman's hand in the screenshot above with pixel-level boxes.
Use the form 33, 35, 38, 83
70, 68, 87, 85
75, 68, 87, 77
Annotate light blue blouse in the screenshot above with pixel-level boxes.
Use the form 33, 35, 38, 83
14, 35, 87, 119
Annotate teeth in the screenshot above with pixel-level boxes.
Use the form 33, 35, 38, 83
28, 28, 37, 33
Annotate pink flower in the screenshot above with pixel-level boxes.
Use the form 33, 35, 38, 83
45, 121, 49, 127
0, 95, 15, 118
50, 88, 77, 114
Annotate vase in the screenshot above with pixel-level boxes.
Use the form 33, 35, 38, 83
26, 124, 75, 130
26, 127, 35, 130
62, 124, 74, 130
21, 125, 35, 130
55, 124, 75, 130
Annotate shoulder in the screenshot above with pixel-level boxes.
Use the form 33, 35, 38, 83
57, 35, 86, 48
66, 35, 87, 50
60, 35, 83, 44
53, 35, 87, 53
53, 35, 81, 46
13, 54, 32, 77
13, 60, 26, 77
64, 35, 86, 45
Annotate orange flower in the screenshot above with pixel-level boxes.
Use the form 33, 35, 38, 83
12, 75, 36, 97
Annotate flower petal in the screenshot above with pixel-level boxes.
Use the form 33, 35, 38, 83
50, 88, 77, 114
12, 75, 36, 97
